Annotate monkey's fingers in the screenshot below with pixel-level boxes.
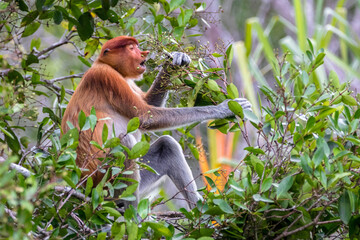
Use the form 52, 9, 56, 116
171, 52, 191, 66
234, 98, 253, 111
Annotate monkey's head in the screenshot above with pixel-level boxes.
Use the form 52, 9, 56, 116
98, 36, 150, 79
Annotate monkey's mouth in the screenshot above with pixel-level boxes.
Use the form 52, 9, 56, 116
140, 60, 146, 67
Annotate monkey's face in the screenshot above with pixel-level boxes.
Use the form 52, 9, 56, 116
123, 43, 150, 76
99, 41, 149, 79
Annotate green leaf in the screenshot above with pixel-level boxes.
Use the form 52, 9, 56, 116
89, 109, 97, 132
228, 100, 244, 119
329, 70, 340, 89
84, 39, 99, 59
301, 70, 309, 85
204, 168, 221, 174
120, 183, 138, 199
225, 44, 234, 69
78, 110, 87, 130
146, 222, 173, 237
103, 206, 121, 218
313, 147, 325, 168
104, 137, 121, 148
339, 191, 351, 224
25, 54, 39, 66
129, 141, 150, 159
300, 154, 312, 175
53, 10, 63, 25
20, 136, 30, 148
227, 83, 239, 99
60, 128, 79, 147
35, 0, 45, 11
306, 50, 313, 61
188, 143, 199, 160
253, 194, 274, 203
22, 22, 41, 37
0, 1, 9, 9
276, 176, 294, 199
127, 117, 140, 134
137, 198, 150, 219
30, 37, 41, 50
136, 161, 158, 175
244, 110, 259, 124
329, 172, 351, 188
207, 79, 220, 92
21, 11, 39, 26
63, 176, 77, 189
97, 232, 107, 240
173, 26, 185, 41
102, 123, 108, 144
261, 177, 272, 193
43, 107, 61, 124
314, 52, 326, 66
304, 84, 316, 97
85, 177, 93, 196
92, 188, 100, 209
213, 199, 234, 214
125, 17, 138, 30
7, 70, 24, 84
101, 0, 110, 10
316, 107, 337, 121
78, 56, 92, 67
307, 38, 314, 53
169, 0, 186, 12
212, 53, 223, 57
244, 146, 265, 155
154, 14, 165, 24
77, 12, 94, 41
4, 127, 20, 153
342, 95, 357, 106
90, 141, 103, 151
0, 126, 14, 139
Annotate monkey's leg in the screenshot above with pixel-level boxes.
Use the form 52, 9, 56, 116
139, 135, 202, 208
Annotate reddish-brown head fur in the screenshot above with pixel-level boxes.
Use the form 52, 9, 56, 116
97, 36, 149, 79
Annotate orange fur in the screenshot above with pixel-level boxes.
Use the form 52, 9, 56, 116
62, 36, 150, 185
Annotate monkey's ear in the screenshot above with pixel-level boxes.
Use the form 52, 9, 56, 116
103, 48, 110, 55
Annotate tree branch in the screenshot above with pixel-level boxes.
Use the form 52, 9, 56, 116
35, 30, 74, 59
0, 156, 33, 178
49, 73, 84, 83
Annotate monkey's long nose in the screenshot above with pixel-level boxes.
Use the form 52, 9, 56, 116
142, 51, 150, 57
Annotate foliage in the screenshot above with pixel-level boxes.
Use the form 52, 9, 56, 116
185, 48, 360, 239
1, 0, 360, 239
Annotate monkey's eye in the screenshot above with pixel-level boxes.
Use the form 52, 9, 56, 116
129, 44, 135, 50
103, 48, 110, 55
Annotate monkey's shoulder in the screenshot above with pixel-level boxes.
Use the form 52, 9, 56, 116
81, 63, 126, 86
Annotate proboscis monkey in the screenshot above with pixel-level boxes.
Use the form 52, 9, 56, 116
61, 36, 252, 209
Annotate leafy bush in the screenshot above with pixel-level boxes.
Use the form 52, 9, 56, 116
1, 0, 360, 239
180, 48, 360, 239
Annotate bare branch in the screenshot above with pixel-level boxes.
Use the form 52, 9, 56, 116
50, 73, 84, 83
0, 156, 33, 178
42, 79, 75, 95
0, 69, 10, 77
35, 30, 74, 59
54, 186, 90, 202
70, 212, 95, 234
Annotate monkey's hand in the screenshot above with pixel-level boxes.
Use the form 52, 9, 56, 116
220, 98, 253, 119
232, 98, 252, 112
169, 52, 191, 67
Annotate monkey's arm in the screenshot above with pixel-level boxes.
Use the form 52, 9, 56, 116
139, 98, 252, 131
144, 52, 191, 107
143, 67, 171, 106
